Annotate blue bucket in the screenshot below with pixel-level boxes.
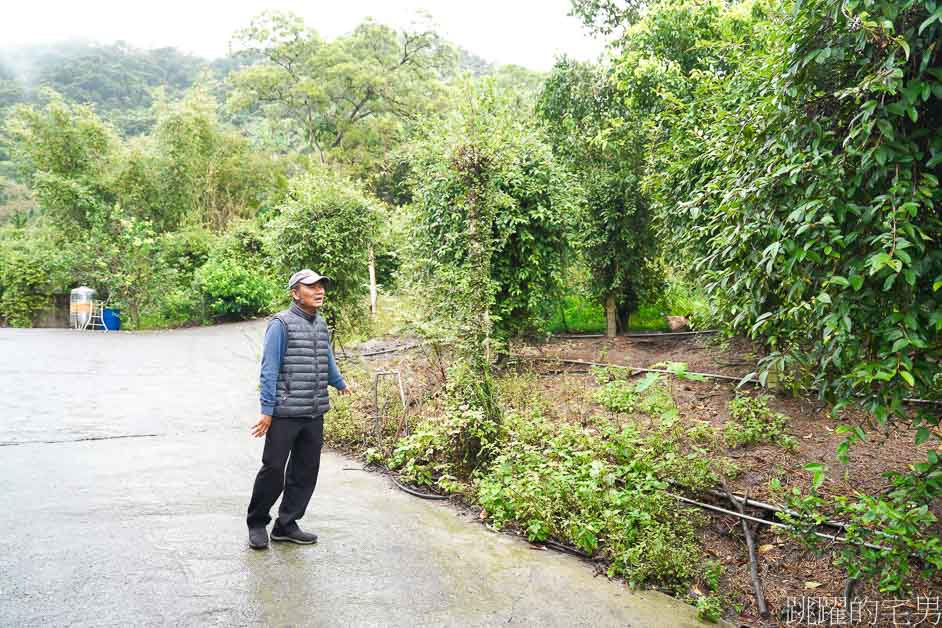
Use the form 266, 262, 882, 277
103, 308, 121, 331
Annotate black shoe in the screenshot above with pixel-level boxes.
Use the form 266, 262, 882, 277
271, 524, 318, 545
248, 526, 269, 549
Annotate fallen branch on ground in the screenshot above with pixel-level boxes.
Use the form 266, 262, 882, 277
722, 480, 770, 618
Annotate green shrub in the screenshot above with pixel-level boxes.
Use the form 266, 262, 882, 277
647, 0, 942, 436
476, 413, 704, 592
148, 287, 204, 328
194, 256, 275, 320
592, 369, 677, 422
594, 379, 639, 413
158, 227, 214, 276
265, 170, 380, 339
0, 224, 68, 326
687, 421, 717, 446
702, 559, 724, 592
390, 362, 503, 488
695, 595, 724, 623
777, 464, 942, 595
724, 394, 797, 451
407, 80, 579, 344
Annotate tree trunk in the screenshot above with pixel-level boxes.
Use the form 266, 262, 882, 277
606, 294, 617, 338
616, 302, 631, 334
368, 245, 377, 317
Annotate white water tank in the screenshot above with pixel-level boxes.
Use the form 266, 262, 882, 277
70, 286, 97, 329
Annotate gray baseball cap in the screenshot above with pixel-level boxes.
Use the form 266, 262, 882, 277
287, 269, 332, 290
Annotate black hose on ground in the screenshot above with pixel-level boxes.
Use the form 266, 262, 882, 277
543, 539, 592, 559
387, 471, 594, 559
390, 475, 450, 500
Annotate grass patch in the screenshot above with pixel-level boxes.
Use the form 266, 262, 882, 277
546, 294, 669, 334
546, 277, 711, 335
547, 294, 607, 333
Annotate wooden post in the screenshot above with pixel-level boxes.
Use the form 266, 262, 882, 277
368, 245, 377, 317
606, 294, 617, 338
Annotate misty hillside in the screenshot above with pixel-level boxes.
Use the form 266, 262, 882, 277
0, 40, 507, 137
1, 41, 260, 135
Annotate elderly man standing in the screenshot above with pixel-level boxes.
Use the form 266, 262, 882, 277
246, 269, 351, 550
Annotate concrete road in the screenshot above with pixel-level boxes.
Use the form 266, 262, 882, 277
0, 323, 713, 627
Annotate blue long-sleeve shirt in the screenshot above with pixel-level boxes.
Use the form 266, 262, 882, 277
259, 318, 347, 415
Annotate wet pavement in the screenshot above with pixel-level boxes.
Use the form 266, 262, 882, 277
0, 323, 716, 627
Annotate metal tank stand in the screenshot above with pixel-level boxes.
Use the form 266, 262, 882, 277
83, 300, 108, 331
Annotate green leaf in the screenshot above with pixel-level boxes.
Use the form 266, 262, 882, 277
875, 146, 890, 165
634, 371, 661, 392
891, 337, 909, 352
919, 10, 941, 34
915, 427, 930, 446
876, 119, 894, 140
883, 273, 897, 291
899, 370, 915, 386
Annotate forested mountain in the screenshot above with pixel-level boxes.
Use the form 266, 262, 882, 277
0, 38, 538, 137
0, 41, 243, 135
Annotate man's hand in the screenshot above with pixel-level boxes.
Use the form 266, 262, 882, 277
338, 386, 353, 396
251, 414, 272, 438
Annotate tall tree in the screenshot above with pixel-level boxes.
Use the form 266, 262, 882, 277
228, 11, 455, 171
538, 57, 663, 334
1, 91, 119, 227
409, 80, 578, 347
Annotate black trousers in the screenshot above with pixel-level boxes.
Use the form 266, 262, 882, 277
246, 415, 324, 530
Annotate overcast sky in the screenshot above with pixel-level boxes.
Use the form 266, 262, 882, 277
0, 0, 608, 70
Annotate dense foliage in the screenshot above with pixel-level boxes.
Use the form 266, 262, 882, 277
622, 0, 941, 594
265, 171, 381, 336
0, 41, 221, 135
389, 371, 723, 594
649, 0, 942, 427
538, 57, 662, 331
407, 82, 579, 345
228, 12, 455, 181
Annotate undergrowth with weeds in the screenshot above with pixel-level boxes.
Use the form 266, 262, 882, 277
591, 366, 677, 425
389, 361, 501, 492
724, 394, 798, 451
387, 367, 740, 594
772, 459, 942, 595
474, 409, 709, 593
